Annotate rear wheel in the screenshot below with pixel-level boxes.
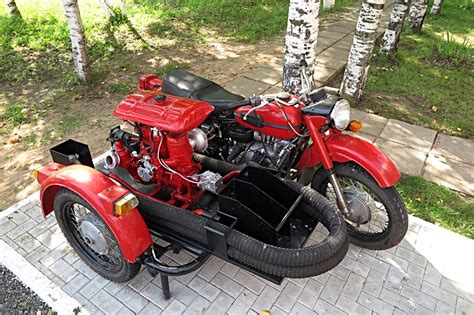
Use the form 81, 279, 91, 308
311, 163, 408, 250
54, 189, 140, 282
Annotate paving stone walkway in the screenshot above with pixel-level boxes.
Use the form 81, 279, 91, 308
1, 196, 473, 314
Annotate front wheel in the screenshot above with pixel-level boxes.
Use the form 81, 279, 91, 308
54, 189, 141, 282
311, 163, 408, 250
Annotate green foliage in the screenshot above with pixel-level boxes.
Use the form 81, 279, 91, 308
396, 176, 474, 239
109, 82, 131, 94
1, 103, 26, 125
359, 0, 474, 139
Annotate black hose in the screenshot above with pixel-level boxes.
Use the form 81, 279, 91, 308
192, 153, 244, 175
138, 180, 348, 278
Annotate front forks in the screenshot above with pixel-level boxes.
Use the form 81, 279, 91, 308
327, 169, 350, 216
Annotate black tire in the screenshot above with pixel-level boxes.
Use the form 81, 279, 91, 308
311, 163, 408, 250
54, 189, 141, 282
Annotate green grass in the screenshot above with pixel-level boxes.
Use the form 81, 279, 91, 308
0, 103, 26, 125
358, 0, 474, 139
396, 176, 474, 239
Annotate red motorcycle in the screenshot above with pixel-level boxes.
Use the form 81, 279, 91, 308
140, 65, 408, 250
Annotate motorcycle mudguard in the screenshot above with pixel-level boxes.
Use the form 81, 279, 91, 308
39, 164, 152, 262
298, 134, 400, 188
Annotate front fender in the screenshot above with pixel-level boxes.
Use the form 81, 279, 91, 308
39, 164, 152, 262
298, 134, 400, 188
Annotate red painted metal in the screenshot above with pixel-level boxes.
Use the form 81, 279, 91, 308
38, 164, 153, 262
298, 133, 400, 188
113, 93, 214, 134
304, 116, 334, 170
234, 103, 304, 140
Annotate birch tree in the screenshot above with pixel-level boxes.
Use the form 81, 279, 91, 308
5, 0, 21, 18
282, 0, 320, 94
408, 0, 428, 32
323, 0, 335, 10
430, 0, 443, 14
380, 0, 410, 55
340, 0, 385, 99
62, 0, 91, 82
98, 0, 126, 18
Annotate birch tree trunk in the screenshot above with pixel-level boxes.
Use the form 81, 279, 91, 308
5, 0, 21, 18
98, 0, 126, 18
323, 0, 335, 10
62, 0, 91, 82
430, 0, 443, 14
408, 0, 428, 32
282, 0, 320, 94
379, 0, 410, 55
340, 0, 385, 99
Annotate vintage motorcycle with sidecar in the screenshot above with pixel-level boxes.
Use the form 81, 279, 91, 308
137, 66, 409, 251
33, 84, 351, 299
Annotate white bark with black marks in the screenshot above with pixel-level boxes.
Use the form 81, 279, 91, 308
5, 0, 21, 18
408, 0, 428, 32
430, 0, 443, 14
341, 0, 385, 99
62, 0, 91, 82
323, 0, 335, 10
282, 0, 320, 94
380, 0, 410, 55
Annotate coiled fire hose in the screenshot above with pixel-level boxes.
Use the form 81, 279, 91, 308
138, 154, 348, 278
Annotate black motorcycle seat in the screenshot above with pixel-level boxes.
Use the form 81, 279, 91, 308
162, 70, 245, 114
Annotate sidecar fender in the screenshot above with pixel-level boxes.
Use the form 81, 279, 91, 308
298, 134, 400, 188
38, 163, 152, 262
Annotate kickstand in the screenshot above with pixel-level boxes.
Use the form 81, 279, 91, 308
160, 274, 171, 300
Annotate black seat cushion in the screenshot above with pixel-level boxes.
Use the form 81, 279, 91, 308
162, 70, 244, 114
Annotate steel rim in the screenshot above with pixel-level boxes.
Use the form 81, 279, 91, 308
323, 177, 390, 236
64, 202, 123, 271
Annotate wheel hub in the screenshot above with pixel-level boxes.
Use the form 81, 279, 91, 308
343, 187, 373, 225
79, 215, 109, 255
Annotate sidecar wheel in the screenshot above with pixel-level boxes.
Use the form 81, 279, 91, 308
54, 189, 140, 282
312, 163, 408, 250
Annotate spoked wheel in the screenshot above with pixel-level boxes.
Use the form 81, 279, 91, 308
54, 189, 140, 282
312, 163, 408, 250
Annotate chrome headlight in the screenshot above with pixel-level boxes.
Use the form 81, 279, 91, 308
330, 99, 351, 130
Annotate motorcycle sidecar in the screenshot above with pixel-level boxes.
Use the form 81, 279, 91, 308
34, 140, 348, 299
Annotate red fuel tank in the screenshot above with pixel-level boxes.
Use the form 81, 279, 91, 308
113, 93, 214, 134
234, 103, 304, 139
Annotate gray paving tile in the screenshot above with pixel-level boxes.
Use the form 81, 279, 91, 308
72, 258, 97, 280
63, 273, 91, 295
404, 263, 424, 290
423, 154, 474, 195
251, 285, 280, 312
319, 275, 345, 305
380, 288, 415, 314
336, 295, 371, 315
224, 77, 271, 97
379, 119, 437, 152
233, 269, 265, 295
421, 281, 457, 306
356, 251, 391, 275
36, 229, 66, 250
40, 242, 72, 267
362, 268, 385, 297
196, 256, 225, 281
456, 297, 474, 315
116, 286, 149, 313
129, 268, 154, 291
290, 301, 317, 315
7, 218, 36, 240
395, 247, 427, 267
14, 232, 42, 253
374, 138, 427, 175
140, 302, 162, 314
274, 281, 303, 312
73, 293, 105, 315
228, 289, 257, 315
0, 218, 18, 237
188, 275, 221, 302
169, 279, 199, 306
206, 292, 234, 314
140, 282, 172, 309
24, 244, 51, 263
431, 133, 474, 165
341, 273, 364, 301
338, 256, 370, 278
351, 109, 388, 136
7, 210, 30, 225
358, 291, 394, 315
50, 258, 79, 283
400, 284, 436, 311
210, 272, 243, 298
313, 298, 346, 315
297, 279, 323, 309
90, 290, 125, 314
162, 298, 186, 315
243, 66, 282, 85
79, 275, 110, 299
185, 295, 210, 314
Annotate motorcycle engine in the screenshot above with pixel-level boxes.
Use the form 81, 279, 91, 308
205, 122, 295, 170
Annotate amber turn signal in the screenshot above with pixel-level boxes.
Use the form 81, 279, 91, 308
114, 193, 139, 216
347, 120, 362, 132
32, 169, 39, 180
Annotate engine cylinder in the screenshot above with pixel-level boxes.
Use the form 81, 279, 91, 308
188, 128, 208, 153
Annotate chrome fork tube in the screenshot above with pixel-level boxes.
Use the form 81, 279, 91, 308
328, 170, 350, 216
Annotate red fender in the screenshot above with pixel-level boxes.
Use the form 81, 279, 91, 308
298, 134, 400, 188
39, 163, 152, 262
